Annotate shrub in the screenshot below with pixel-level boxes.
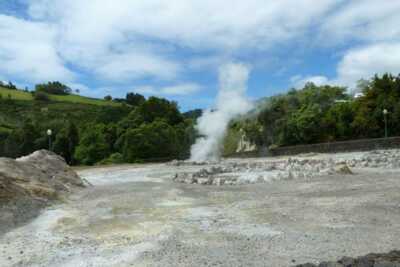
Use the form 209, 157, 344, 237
98, 153, 124, 165
35, 81, 71, 95
34, 91, 50, 101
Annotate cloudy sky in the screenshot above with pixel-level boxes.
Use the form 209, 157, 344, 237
1, 0, 400, 110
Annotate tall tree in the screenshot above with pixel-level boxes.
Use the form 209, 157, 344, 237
53, 122, 79, 164
122, 120, 179, 162
74, 124, 110, 165
126, 92, 145, 106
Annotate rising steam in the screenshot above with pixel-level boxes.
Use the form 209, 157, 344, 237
190, 63, 253, 162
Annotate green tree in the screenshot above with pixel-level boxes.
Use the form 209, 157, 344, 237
122, 120, 179, 162
35, 81, 71, 95
280, 104, 323, 145
126, 92, 145, 106
351, 73, 400, 138
34, 91, 50, 101
53, 122, 79, 164
136, 97, 183, 125
3, 121, 38, 157
74, 124, 110, 165
322, 102, 355, 141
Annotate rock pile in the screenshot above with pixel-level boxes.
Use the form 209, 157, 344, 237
173, 158, 348, 186
346, 149, 400, 169
294, 250, 400, 267
168, 159, 217, 167
173, 149, 400, 186
0, 150, 87, 233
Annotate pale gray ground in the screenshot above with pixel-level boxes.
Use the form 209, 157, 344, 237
1, 152, 400, 267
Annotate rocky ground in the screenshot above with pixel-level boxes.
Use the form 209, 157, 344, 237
295, 250, 400, 267
0, 149, 400, 266
172, 149, 400, 186
0, 150, 86, 234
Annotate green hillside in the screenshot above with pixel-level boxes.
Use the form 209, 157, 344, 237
0, 86, 195, 166
227, 73, 400, 151
0, 87, 120, 107
0, 87, 32, 100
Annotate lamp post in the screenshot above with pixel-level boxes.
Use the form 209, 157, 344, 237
47, 129, 52, 151
383, 109, 388, 138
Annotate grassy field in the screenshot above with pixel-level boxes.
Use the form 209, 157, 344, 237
0, 87, 120, 107
0, 87, 32, 100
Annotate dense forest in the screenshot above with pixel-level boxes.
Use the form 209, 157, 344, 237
230, 73, 400, 152
0, 82, 199, 165
1, 73, 399, 165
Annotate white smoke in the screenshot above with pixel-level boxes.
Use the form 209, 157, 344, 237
190, 63, 253, 162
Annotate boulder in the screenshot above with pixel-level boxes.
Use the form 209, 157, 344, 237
0, 150, 86, 234
334, 163, 354, 175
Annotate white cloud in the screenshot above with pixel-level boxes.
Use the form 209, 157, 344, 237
24, 0, 339, 80
161, 83, 201, 95
0, 15, 74, 83
134, 83, 202, 96
134, 86, 159, 95
336, 43, 400, 87
2, 0, 400, 100
95, 51, 181, 82
291, 1, 400, 90
26, 0, 185, 83
42, 0, 335, 49
320, 1, 400, 45
292, 42, 400, 91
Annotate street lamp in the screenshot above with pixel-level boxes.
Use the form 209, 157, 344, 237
47, 129, 52, 151
383, 109, 388, 138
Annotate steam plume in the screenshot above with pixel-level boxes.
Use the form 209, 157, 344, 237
190, 63, 253, 162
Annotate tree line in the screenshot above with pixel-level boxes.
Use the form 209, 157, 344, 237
2, 73, 400, 164
236, 73, 400, 149
0, 85, 198, 165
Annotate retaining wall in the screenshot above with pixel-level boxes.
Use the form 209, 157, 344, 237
231, 137, 400, 158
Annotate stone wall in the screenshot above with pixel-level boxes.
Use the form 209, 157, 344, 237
230, 137, 400, 157
269, 137, 400, 156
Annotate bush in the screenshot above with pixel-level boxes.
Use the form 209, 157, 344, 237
34, 91, 50, 101
35, 81, 71, 95
98, 153, 124, 165
126, 92, 145, 106
122, 120, 179, 162
74, 124, 110, 165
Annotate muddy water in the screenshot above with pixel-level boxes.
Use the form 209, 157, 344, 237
1, 160, 400, 267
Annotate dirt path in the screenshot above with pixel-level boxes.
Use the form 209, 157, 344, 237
1, 161, 400, 267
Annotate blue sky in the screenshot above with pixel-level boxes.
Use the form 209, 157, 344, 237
1, 1, 400, 111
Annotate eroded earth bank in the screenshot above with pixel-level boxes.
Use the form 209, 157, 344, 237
1, 150, 400, 266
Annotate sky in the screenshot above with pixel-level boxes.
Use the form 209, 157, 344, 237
0, 0, 400, 111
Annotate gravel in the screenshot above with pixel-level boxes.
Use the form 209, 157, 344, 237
173, 149, 400, 186
1, 149, 400, 266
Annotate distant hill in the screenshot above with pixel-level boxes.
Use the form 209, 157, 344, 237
0, 87, 130, 137
0, 86, 195, 166
0, 87, 121, 107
